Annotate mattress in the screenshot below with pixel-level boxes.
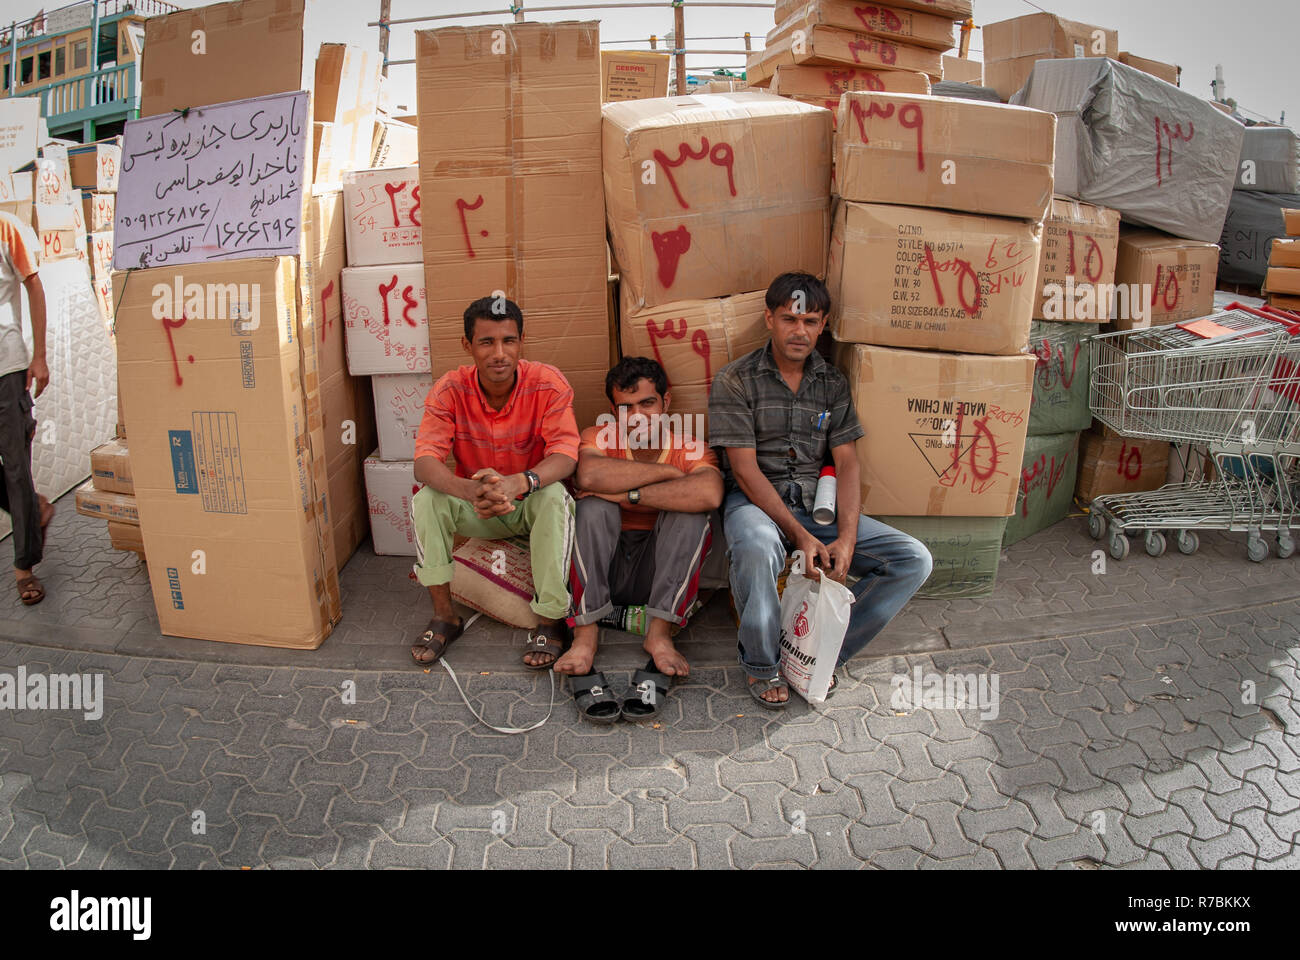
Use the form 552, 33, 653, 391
0, 257, 117, 542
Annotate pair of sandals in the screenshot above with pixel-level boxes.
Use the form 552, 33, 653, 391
17, 497, 54, 606
748, 672, 838, 710
571, 660, 672, 724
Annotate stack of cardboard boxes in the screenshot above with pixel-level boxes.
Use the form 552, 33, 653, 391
109, 0, 378, 649
1266, 212, 1300, 311
604, 92, 831, 430
415, 21, 612, 431
747, 0, 971, 123
982, 12, 1118, 102
75, 439, 140, 556
826, 91, 1054, 595
69, 138, 121, 327
600, 50, 671, 102
340, 164, 430, 557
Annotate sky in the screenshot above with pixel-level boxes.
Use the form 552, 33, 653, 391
9, 0, 1297, 123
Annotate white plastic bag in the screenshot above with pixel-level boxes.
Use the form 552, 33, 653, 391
778, 572, 855, 704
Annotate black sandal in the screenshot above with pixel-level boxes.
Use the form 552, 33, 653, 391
411, 616, 464, 665
522, 621, 567, 670
571, 672, 621, 724
621, 660, 672, 721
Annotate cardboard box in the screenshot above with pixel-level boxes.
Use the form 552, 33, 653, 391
1288, 209, 1300, 236
942, 56, 982, 86
306, 189, 375, 567
364, 455, 418, 556
827, 201, 1041, 355
603, 92, 830, 309
776, 0, 972, 19
417, 22, 611, 429
1266, 267, 1300, 296
1013, 58, 1244, 244
107, 520, 145, 554
34, 201, 83, 233
983, 12, 1117, 65
834, 93, 1055, 220
1117, 52, 1179, 86
1035, 197, 1121, 321
1267, 294, 1300, 312
601, 51, 671, 102
748, 25, 945, 87
82, 192, 114, 232
33, 150, 72, 205
838, 343, 1037, 516
1076, 426, 1170, 502
0, 170, 34, 228
313, 122, 337, 184
373, 373, 433, 462
89, 231, 113, 280
341, 264, 431, 375
770, 1, 957, 51
1027, 320, 1097, 437
342, 167, 422, 265
1273, 239, 1300, 269
370, 118, 420, 168
1004, 430, 1079, 546
0, 98, 40, 176
1114, 230, 1219, 329
141, 0, 329, 118
67, 140, 121, 192
874, 515, 1006, 598
75, 479, 139, 523
618, 289, 770, 429
91, 438, 134, 495
38, 228, 87, 263
113, 257, 341, 649
313, 44, 381, 181
767, 63, 931, 98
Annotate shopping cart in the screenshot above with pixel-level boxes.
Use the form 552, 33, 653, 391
1086, 304, 1300, 562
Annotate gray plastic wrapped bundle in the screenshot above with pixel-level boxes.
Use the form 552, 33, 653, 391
1027, 320, 1098, 436
1235, 127, 1299, 194
1218, 189, 1300, 287
1011, 58, 1245, 243
931, 81, 1005, 104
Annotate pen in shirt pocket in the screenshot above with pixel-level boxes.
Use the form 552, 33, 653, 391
813, 410, 831, 431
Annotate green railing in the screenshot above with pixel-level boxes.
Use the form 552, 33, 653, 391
26, 61, 136, 128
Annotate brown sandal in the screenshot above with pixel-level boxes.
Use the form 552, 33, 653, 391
411, 616, 463, 665
522, 622, 567, 670
17, 574, 44, 606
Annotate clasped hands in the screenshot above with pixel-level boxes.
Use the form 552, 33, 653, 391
468, 468, 529, 519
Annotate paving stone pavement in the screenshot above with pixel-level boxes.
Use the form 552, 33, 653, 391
0, 490, 1297, 868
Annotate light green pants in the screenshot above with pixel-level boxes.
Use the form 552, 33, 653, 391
410, 482, 575, 620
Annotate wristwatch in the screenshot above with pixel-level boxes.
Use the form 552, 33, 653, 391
627, 488, 641, 505
521, 470, 541, 498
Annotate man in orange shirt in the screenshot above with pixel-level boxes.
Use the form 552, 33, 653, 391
409, 296, 579, 669
0, 211, 53, 605
557, 357, 722, 722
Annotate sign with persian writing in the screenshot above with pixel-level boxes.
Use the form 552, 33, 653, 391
113, 91, 308, 271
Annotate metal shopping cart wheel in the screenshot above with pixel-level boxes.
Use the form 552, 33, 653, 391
1144, 531, 1167, 557
1088, 513, 1106, 540
1278, 533, 1296, 559
1109, 530, 1130, 560
1174, 530, 1199, 555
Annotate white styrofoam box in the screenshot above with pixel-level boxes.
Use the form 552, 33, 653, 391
341, 263, 430, 375
364, 454, 418, 556
373, 372, 433, 461
342, 167, 422, 266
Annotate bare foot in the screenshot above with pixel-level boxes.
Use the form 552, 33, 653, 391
644, 631, 689, 678
553, 625, 598, 675
749, 675, 788, 704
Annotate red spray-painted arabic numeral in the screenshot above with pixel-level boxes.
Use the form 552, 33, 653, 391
319, 279, 335, 343
1151, 265, 1181, 311
1118, 442, 1142, 479
848, 37, 897, 66
378, 276, 398, 325
651, 226, 692, 288
1034, 339, 1081, 391
400, 286, 419, 327
652, 138, 736, 210
384, 182, 407, 227
854, 5, 903, 34
825, 69, 884, 95
409, 185, 421, 226
161, 313, 194, 386
645, 319, 716, 391
456, 195, 486, 257
921, 243, 981, 315
952, 408, 999, 482
850, 100, 924, 170
1153, 117, 1194, 187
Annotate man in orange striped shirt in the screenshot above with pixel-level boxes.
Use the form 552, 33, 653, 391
0, 211, 52, 606
409, 296, 578, 668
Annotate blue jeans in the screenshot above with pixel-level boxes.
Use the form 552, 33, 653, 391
723, 486, 933, 679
